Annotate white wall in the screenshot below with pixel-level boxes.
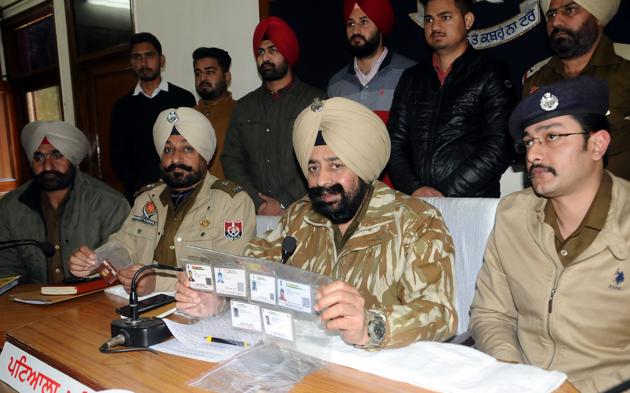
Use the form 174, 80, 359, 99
134, 0, 260, 100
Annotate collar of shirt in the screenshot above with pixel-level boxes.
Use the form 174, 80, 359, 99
133, 78, 169, 99
432, 53, 453, 86
265, 78, 294, 100
354, 47, 389, 87
550, 35, 621, 76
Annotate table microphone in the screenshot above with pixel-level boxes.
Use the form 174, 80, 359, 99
281, 236, 297, 264
0, 239, 55, 257
105, 264, 182, 352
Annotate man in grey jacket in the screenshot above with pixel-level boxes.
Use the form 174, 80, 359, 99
0, 121, 129, 283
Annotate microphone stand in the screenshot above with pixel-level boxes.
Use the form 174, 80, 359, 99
103, 264, 182, 352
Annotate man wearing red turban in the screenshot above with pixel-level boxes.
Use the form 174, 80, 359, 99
327, 0, 415, 125
222, 17, 324, 216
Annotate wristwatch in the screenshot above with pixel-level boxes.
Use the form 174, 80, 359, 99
359, 310, 386, 349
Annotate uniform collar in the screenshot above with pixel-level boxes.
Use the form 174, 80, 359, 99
550, 34, 621, 75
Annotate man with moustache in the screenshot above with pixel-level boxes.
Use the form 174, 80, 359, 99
0, 121, 129, 284
177, 98, 457, 349
327, 0, 415, 123
470, 77, 630, 393
192, 47, 235, 179
69, 108, 255, 294
523, 0, 630, 180
111, 32, 196, 201
387, 0, 514, 198
221, 17, 324, 216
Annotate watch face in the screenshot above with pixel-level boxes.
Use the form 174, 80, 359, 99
370, 318, 385, 340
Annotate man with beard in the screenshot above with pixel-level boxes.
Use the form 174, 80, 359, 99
69, 108, 255, 295
177, 98, 457, 349
470, 77, 630, 393
327, 0, 415, 124
111, 32, 196, 201
523, 0, 630, 179
0, 121, 129, 284
192, 47, 234, 179
388, 0, 515, 198
221, 17, 324, 216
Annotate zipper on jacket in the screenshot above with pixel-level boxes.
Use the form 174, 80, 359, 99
547, 288, 556, 313
423, 86, 444, 183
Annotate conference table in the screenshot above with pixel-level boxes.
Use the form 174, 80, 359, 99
0, 285, 578, 393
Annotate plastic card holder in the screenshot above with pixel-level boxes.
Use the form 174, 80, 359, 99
94, 240, 132, 284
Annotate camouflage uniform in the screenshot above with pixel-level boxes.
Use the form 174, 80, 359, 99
246, 181, 457, 348
108, 172, 256, 292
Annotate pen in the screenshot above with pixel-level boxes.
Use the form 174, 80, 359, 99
205, 336, 249, 347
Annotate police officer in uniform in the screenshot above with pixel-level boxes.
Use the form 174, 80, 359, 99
69, 107, 255, 295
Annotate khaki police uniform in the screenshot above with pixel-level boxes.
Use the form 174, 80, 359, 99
108, 172, 256, 291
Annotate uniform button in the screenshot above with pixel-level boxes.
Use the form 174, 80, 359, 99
560, 249, 568, 256
55, 268, 61, 274
54, 244, 60, 250
266, 128, 270, 133
176, 237, 182, 242
266, 159, 270, 163
169, 245, 175, 250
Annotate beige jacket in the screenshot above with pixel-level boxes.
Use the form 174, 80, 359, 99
108, 172, 255, 291
470, 173, 630, 393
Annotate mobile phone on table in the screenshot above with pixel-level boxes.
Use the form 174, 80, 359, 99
115, 294, 175, 318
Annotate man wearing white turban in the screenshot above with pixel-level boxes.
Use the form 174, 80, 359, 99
523, 0, 630, 179
69, 107, 256, 295
0, 121, 129, 284
176, 98, 457, 349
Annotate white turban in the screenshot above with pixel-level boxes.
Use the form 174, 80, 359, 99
540, 0, 620, 26
21, 121, 89, 167
292, 97, 390, 183
153, 107, 217, 163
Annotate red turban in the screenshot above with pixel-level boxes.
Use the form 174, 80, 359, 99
252, 17, 300, 69
343, 0, 395, 37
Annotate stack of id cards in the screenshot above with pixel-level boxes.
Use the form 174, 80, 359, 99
185, 260, 326, 343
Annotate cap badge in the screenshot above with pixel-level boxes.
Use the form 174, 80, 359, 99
167, 111, 179, 123
310, 98, 324, 112
540, 92, 559, 112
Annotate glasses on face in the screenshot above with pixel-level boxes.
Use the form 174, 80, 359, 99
33, 150, 64, 162
514, 132, 587, 154
130, 51, 157, 63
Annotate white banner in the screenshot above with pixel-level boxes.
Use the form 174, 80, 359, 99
0, 341, 95, 393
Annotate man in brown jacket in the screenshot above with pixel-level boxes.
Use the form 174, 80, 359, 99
470, 77, 630, 393
69, 107, 255, 295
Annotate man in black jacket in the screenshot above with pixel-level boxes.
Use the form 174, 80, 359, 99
387, 0, 515, 198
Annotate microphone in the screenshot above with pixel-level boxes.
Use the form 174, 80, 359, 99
0, 240, 55, 257
108, 264, 182, 350
281, 236, 297, 264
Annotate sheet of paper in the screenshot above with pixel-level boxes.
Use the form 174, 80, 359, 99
151, 337, 243, 362
249, 273, 276, 305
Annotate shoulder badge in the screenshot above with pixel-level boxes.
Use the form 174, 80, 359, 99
133, 180, 164, 198
522, 57, 552, 84
211, 179, 243, 198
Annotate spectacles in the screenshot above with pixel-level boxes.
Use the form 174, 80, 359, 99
514, 132, 587, 154
33, 151, 65, 162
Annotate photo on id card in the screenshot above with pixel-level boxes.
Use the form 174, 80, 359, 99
277, 279, 312, 313
186, 263, 214, 291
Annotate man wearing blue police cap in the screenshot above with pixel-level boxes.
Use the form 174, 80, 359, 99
470, 76, 630, 393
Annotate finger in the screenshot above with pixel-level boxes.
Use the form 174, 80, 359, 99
317, 280, 354, 298
320, 300, 363, 322
258, 192, 271, 201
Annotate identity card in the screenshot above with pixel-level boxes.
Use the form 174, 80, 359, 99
186, 263, 214, 291
277, 279, 313, 313
214, 267, 247, 297
262, 308, 294, 341
230, 300, 262, 332
249, 273, 276, 305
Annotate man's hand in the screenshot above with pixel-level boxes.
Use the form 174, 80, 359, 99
118, 264, 156, 296
175, 272, 226, 318
257, 193, 285, 216
68, 246, 98, 277
314, 280, 369, 346
412, 186, 444, 198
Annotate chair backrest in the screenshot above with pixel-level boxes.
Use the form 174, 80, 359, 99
422, 197, 499, 334
255, 197, 499, 335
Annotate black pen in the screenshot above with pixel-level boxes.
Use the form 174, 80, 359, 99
205, 336, 249, 347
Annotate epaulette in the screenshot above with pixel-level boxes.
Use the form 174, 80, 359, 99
133, 180, 164, 198
211, 179, 243, 198
522, 57, 552, 85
